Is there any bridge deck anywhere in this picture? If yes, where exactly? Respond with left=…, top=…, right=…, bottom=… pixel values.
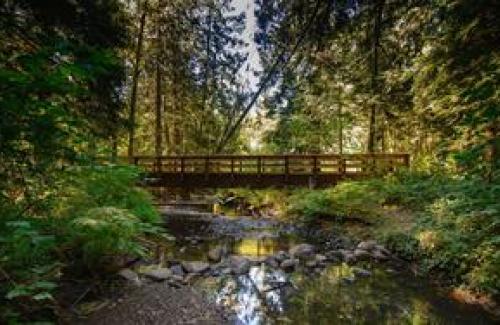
left=129, top=153, right=409, bottom=188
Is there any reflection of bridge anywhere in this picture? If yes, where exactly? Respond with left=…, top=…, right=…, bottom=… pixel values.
left=130, top=154, right=409, bottom=188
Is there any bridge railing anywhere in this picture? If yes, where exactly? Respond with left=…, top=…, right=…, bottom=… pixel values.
left=129, top=153, right=409, bottom=176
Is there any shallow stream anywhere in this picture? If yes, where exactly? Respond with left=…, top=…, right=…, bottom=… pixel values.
left=161, top=211, right=496, bottom=324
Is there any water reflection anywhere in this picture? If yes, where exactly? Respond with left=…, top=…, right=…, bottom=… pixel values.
left=212, top=265, right=287, bottom=325
left=283, top=264, right=495, bottom=324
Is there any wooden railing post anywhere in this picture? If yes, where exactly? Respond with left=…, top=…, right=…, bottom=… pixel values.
left=339, top=156, right=346, bottom=175
left=284, top=156, right=289, bottom=178
left=205, top=157, right=210, bottom=174
left=257, top=157, right=262, bottom=176
left=231, top=157, right=234, bottom=176
left=180, top=157, right=185, bottom=178
left=403, top=154, right=410, bottom=168
left=156, top=156, right=162, bottom=173
left=313, top=155, right=318, bottom=175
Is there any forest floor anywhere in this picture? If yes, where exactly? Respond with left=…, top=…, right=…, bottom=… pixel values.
left=77, top=283, right=231, bottom=325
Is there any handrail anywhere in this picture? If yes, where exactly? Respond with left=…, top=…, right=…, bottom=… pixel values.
left=119, top=153, right=409, bottom=177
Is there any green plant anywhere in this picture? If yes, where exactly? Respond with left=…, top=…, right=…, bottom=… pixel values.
left=71, top=207, right=157, bottom=264
left=0, top=165, right=162, bottom=323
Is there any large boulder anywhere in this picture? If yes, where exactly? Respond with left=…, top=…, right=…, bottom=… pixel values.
left=229, top=256, right=251, bottom=275
left=181, top=261, right=210, bottom=274
left=289, top=244, right=315, bottom=260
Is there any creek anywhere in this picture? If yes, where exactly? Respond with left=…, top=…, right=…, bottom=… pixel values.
left=160, top=209, right=496, bottom=325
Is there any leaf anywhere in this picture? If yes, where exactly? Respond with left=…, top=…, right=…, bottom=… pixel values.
left=34, top=281, right=57, bottom=290
left=32, top=292, right=54, bottom=301
left=6, top=286, right=30, bottom=299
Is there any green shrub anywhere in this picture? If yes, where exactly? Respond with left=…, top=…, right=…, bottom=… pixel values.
left=288, top=190, right=336, bottom=222
left=0, top=165, right=161, bottom=322
left=71, top=207, right=157, bottom=264
left=58, top=165, right=160, bottom=224
left=287, top=170, right=500, bottom=296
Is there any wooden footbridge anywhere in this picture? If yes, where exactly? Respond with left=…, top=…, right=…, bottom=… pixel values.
left=128, top=153, right=409, bottom=188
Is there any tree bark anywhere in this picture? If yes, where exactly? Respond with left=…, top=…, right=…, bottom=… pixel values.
left=338, top=103, right=343, bottom=155
left=127, top=2, right=147, bottom=159
left=155, top=21, right=163, bottom=157
left=367, top=0, right=384, bottom=153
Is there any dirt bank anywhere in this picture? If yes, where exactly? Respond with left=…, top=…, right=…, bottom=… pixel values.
left=78, top=283, right=231, bottom=325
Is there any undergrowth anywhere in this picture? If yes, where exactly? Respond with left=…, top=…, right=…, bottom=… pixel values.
left=288, top=170, right=500, bottom=298
left=0, top=165, right=161, bottom=323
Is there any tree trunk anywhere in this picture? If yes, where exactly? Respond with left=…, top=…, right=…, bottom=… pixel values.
left=155, top=24, right=163, bottom=157
left=338, top=103, right=343, bottom=155
left=127, top=2, right=147, bottom=159
left=111, top=134, right=118, bottom=163
left=367, top=0, right=384, bottom=153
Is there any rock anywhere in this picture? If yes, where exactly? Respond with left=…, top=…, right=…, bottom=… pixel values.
left=325, top=250, right=343, bottom=262
left=170, top=274, right=184, bottom=282
left=221, top=268, right=232, bottom=275
left=315, top=254, right=327, bottom=263
left=181, top=261, right=210, bottom=274
left=352, top=267, right=372, bottom=277
left=372, top=250, right=389, bottom=261
left=118, top=268, right=141, bottom=286
left=274, top=250, right=289, bottom=262
left=305, top=260, right=317, bottom=268
left=168, top=275, right=185, bottom=287
left=353, top=249, right=371, bottom=261
left=141, top=267, right=172, bottom=281
left=357, top=240, right=377, bottom=251
left=183, top=273, right=199, bottom=284
left=247, top=256, right=267, bottom=265
left=338, top=249, right=356, bottom=264
left=265, top=256, right=280, bottom=268
left=289, top=244, right=315, bottom=260
left=170, top=264, right=185, bottom=277
left=375, top=244, right=391, bottom=256
left=208, top=246, right=224, bottom=262
left=280, top=259, right=299, bottom=272
left=229, top=256, right=251, bottom=275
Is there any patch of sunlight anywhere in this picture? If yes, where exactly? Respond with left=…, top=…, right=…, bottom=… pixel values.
left=234, top=238, right=280, bottom=257
left=418, top=230, right=440, bottom=250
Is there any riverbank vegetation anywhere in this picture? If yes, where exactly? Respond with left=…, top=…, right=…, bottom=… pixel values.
left=288, top=168, right=500, bottom=298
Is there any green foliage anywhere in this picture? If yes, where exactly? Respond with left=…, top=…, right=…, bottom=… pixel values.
left=289, top=171, right=500, bottom=296
left=0, top=166, right=160, bottom=323
left=58, top=166, right=159, bottom=224
left=288, top=179, right=388, bottom=222
left=288, top=190, right=337, bottom=222
left=71, top=207, right=153, bottom=264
